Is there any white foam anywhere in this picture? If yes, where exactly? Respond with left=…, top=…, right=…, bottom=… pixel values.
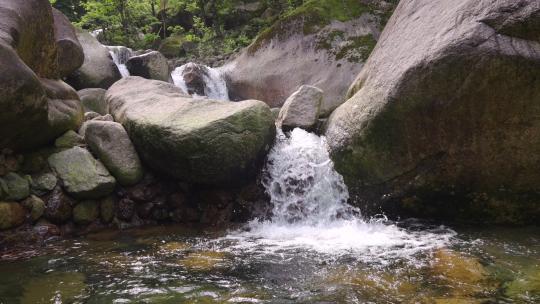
left=171, top=63, right=229, bottom=100
left=222, top=128, right=456, bottom=262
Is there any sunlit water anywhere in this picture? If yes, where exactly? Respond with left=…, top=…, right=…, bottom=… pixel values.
left=0, top=130, right=538, bottom=303
left=171, top=64, right=229, bottom=100
left=107, top=46, right=133, bottom=78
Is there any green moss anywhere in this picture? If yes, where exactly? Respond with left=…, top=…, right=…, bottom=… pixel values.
left=335, top=34, right=377, bottom=62
left=249, top=0, right=376, bottom=54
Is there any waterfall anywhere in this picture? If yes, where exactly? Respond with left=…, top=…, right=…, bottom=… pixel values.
left=224, top=128, right=456, bottom=258
left=171, top=63, right=229, bottom=100
left=107, top=46, right=133, bottom=78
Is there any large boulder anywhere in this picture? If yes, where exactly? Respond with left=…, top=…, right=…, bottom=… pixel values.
left=0, top=0, right=84, bottom=151
left=52, top=8, right=84, bottom=77
left=325, top=0, right=540, bottom=223
left=48, top=147, right=116, bottom=199
left=66, top=30, right=122, bottom=90
left=84, top=121, right=143, bottom=186
left=107, top=77, right=275, bottom=185
left=78, top=88, right=108, bottom=115
left=0, top=173, right=30, bottom=201
left=223, top=0, right=396, bottom=116
left=126, top=51, right=169, bottom=82
left=0, top=202, right=26, bottom=230
left=277, top=85, right=323, bottom=131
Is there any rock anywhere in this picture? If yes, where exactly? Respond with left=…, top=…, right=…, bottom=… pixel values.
left=66, top=30, right=122, bottom=90
left=73, top=200, right=99, bottom=225
left=33, top=219, right=61, bottom=239
left=44, top=186, right=74, bottom=224
left=0, top=202, right=26, bottom=230
left=30, top=172, right=57, bottom=196
left=0, top=1, right=84, bottom=151
left=54, top=130, right=85, bottom=148
left=178, top=62, right=207, bottom=95
left=78, top=88, right=108, bottom=115
left=117, top=198, right=135, bottom=221
left=325, top=0, right=540, bottom=223
left=505, top=267, right=540, bottom=301
left=126, top=51, right=169, bottom=82
left=270, top=108, right=281, bottom=120
left=80, top=114, right=114, bottom=137
left=84, top=121, right=143, bottom=186
left=224, top=1, right=395, bottom=115
left=107, top=77, right=275, bottom=185
left=48, top=147, right=116, bottom=199
left=100, top=196, right=115, bottom=223
left=0, top=173, right=30, bottom=201
left=84, top=111, right=101, bottom=121
left=93, top=114, right=114, bottom=122
left=52, top=8, right=84, bottom=77
left=277, top=85, right=323, bottom=130
left=21, top=195, right=45, bottom=221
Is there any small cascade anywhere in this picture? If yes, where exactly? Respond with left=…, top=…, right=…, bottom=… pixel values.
left=225, top=128, right=456, bottom=258
left=107, top=46, right=133, bottom=78
left=171, top=62, right=229, bottom=100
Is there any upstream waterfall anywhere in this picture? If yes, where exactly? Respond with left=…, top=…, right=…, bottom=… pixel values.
left=171, top=63, right=229, bottom=100
left=107, top=46, right=133, bottom=78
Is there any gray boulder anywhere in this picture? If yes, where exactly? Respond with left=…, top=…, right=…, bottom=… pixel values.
left=78, top=88, right=108, bottom=115
left=73, top=200, right=99, bottom=225
left=30, top=173, right=57, bottom=196
left=66, top=30, right=122, bottom=90
left=325, top=0, right=540, bottom=223
left=52, top=8, right=84, bottom=77
left=54, top=130, right=84, bottom=148
left=48, top=147, right=116, bottom=199
left=277, top=85, right=323, bottom=130
left=0, top=1, right=84, bottom=151
left=107, top=77, right=275, bottom=185
left=85, top=121, right=143, bottom=186
left=126, top=51, right=169, bottom=82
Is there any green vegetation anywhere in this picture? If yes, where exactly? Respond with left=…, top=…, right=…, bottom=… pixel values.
left=50, top=0, right=309, bottom=57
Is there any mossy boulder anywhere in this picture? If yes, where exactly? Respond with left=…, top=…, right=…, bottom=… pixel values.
left=73, top=200, right=99, bottom=225
left=54, top=130, right=84, bottom=148
left=30, top=172, right=57, bottom=196
left=0, top=173, right=30, bottom=201
left=325, top=0, right=540, bottom=223
left=0, top=202, right=26, bottom=230
left=84, top=121, right=143, bottom=186
left=99, top=196, right=116, bottom=223
left=48, top=147, right=116, bottom=199
left=107, top=77, right=275, bottom=185
left=21, top=195, right=46, bottom=222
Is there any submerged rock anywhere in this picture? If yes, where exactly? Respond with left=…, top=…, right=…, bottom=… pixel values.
left=21, top=272, right=86, bottom=304
left=0, top=202, right=26, bottom=230
left=277, top=85, right=323, bottom=131
left=78, top=88, right=108, bottom=115
left=180, top=251, right=228, bottom=271
left=325, top=0, right=540, bottom=223
left=126, top=51, right=169, bottom=82
left=107, top=77, right=275, bottom=185
left=48, top=147, right=116, bottom=199
left=66, top=30, right=121, bottom=90
left=85, top=121, right=143, bottom=186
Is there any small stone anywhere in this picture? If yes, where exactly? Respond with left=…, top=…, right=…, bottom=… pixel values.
left=0, top=202, right=26, bottom=230
left=84, top=111, right=101, bottom=121
left=78, top=88, right=108, bottom=115
left=30, top=172, right=57, bottom=196
left=48, top=147, right=116, bottom=200
left=277, top=85, right=323, bottom=131
left=99, top=196, right=115, bottom=223
left=21, top=195, right=45, bottom=221
left=0, top=172, right=30, bottom=201
left=54, top=130, right=85, bottom=148
left=73, top=200, right=99, bottom=225
left=44, top=186, right=74, bottom=224
left=117, top=198, right=135, bottom=221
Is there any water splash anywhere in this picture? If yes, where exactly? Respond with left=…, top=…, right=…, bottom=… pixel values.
left=107, top=46, right=133, bottom=78
left=171, top=63, right=229, bottom=100
left=224, top=128, right=456, bottom=261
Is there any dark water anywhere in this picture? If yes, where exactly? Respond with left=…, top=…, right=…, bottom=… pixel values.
left=0, top=223, right=538, bottom=304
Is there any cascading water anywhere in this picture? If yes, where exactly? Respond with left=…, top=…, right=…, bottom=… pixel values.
left=225, top=128, right=456, bottom=261
left=107, top=46, right=133, bottom=78
left=171, top=63, right=229, bottom=100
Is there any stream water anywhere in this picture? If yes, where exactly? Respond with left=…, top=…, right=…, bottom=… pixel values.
left=108, top=46, right=133, bottom=78
left=0, top=129, right=538, bottom=303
